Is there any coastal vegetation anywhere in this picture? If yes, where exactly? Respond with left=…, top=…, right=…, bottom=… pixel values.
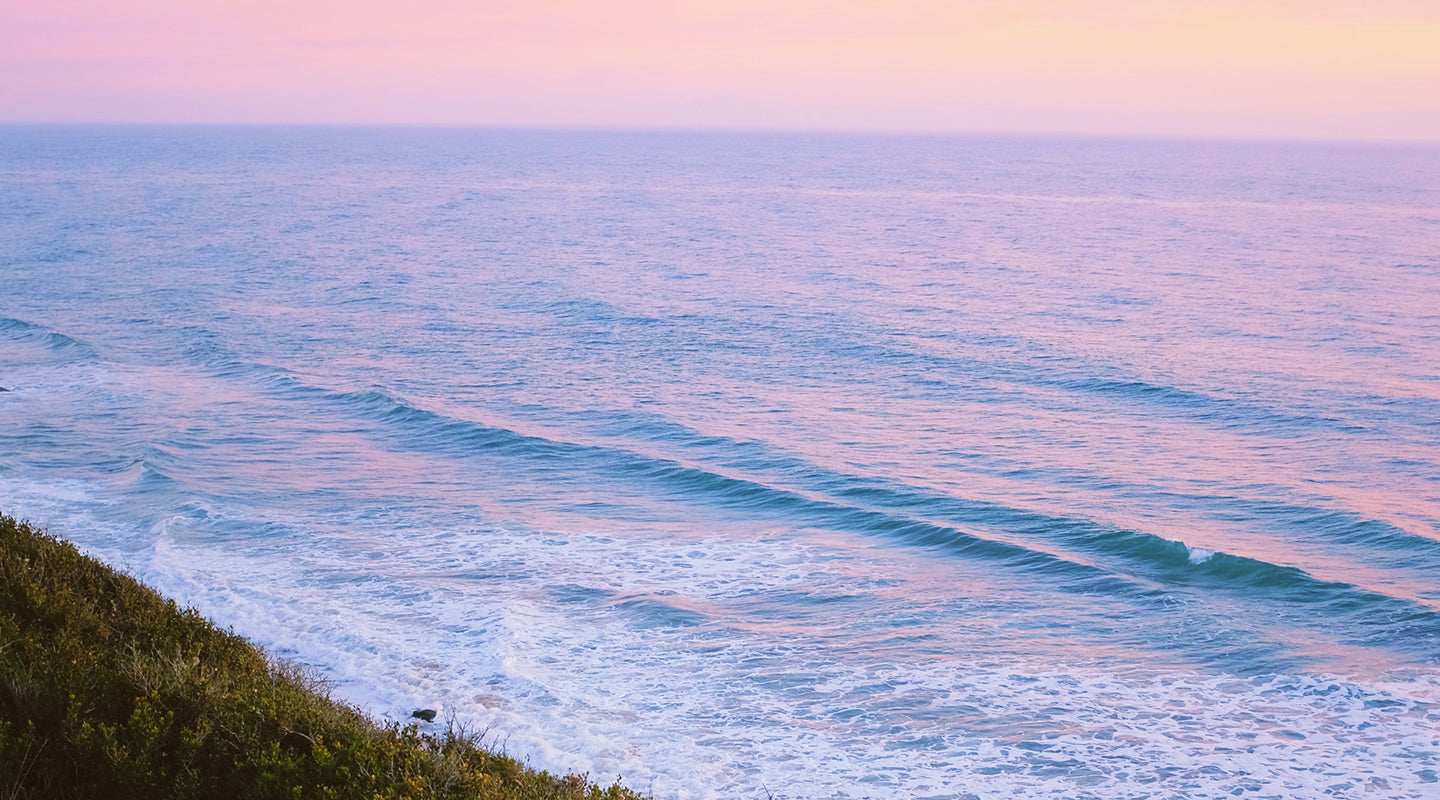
left=0, top=514, right=641, bottom=800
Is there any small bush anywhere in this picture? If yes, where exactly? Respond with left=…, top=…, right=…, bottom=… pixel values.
left=0, top=514, right=642, bottom=800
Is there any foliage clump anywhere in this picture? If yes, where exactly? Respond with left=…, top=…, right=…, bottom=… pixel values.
left=0, top=514, right=640, bottom=800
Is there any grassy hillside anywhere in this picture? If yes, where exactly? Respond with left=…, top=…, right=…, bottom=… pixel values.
left=0, top=514, right=643, bottom=800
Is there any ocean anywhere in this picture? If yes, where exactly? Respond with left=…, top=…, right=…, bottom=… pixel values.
left=2, top=127, right=1438, bottom=798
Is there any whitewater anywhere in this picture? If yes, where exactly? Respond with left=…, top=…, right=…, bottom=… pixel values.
left=2, top=128, right=1439, bottom=798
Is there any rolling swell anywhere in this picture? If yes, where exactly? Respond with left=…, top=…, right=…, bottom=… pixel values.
left=169, top=323, right=1440, bottom=578
left=25, top=319, right=1408, bottom=668
left=317, top=386, right=1440, bottom=658
left=332, top=388, right=1154, bottom=596
left=540, top=402, right=1440, bottom=577
left=0, top=315, right=99, bottom=361
left=155, top=322, right=1440, bottom=662
left=470, top=393, right=1440, bottom=602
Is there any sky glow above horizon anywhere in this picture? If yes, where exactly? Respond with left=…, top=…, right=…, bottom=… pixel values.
left=3, top=1, right=1439, bottom=141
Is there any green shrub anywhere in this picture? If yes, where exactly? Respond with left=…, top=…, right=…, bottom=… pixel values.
left=0, top=514, right=642, bottom=800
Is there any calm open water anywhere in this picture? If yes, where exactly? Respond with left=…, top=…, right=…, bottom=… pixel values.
left=3, top=128, right=1440, bottom=798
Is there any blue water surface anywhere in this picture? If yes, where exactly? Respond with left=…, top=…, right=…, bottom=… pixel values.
left=3, top=127, right=1440, bottom=799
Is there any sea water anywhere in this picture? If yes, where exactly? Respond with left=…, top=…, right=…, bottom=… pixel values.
left=2, top=127, right=1439, bottom=799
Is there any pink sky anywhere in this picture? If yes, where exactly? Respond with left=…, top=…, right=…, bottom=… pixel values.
left=3, top=0, right=1438, bottom=140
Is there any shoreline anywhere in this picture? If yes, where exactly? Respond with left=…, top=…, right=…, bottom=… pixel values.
left=0, top=513, right=644, bottom=800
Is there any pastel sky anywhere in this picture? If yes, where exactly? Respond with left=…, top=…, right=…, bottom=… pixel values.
left=4, top=0, right=1439, bottom=140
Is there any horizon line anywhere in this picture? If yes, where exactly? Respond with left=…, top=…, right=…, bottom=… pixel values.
left=2, top=120, right=1437, bottom=148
